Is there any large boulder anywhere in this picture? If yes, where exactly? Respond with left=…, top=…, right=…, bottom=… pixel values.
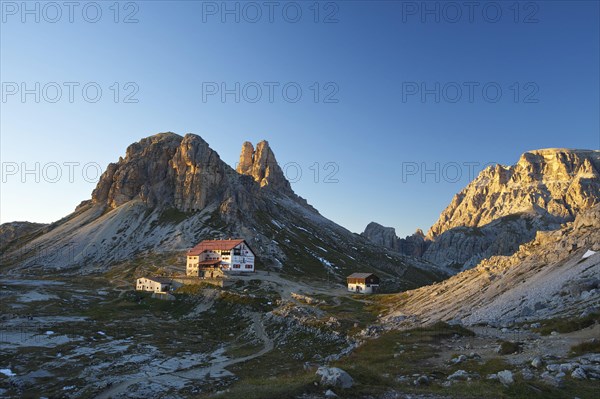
left=316, top=367, right=353, bottom=389
left=497, top=370, right=514, bottom=386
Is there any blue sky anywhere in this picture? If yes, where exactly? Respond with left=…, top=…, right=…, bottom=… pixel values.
left=1, top=0, right=599, bottom=237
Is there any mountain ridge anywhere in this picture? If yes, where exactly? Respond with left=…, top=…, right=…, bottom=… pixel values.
left=0, top=132, right=446, bottom=291
left=362, top=148, right=600, bottom=271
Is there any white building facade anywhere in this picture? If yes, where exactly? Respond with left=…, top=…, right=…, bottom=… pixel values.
left=136, top=277, right=172, bottom=293
left=347, top=273, right=380, bottom=294
left=187, top=239, right=256, bottom=276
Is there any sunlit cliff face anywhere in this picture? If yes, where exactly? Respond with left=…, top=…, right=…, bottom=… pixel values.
left=428, top=149, right=600, bottom=238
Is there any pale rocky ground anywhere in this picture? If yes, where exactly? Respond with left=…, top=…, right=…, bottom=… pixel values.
left=1, top=259, right=598, bottom=398
left=383, top=205, right=600, bottom=326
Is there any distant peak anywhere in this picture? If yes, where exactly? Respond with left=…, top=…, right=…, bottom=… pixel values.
left=428, top=147, right=600, bottom=237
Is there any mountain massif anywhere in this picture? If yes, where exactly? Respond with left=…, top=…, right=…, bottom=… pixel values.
left=0, top=133, right=443, bottom=289
left=383, top=203, right=600, bottom=326
left=363, top=148, right=600, bottom=271
left=2, top=139, right=598, bottom=297
left=2, top=136, right=599, bottom=398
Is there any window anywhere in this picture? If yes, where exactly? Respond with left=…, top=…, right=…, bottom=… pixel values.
left=245, top=264, right=252, bottom=269
left=233, top=264, right=240, bottom=269
left=233, top=248, right=241, bottom=255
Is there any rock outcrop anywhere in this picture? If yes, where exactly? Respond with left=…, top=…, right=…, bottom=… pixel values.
left=420, top=212, right=561, bottom=269
left=316, top=367, right=354, bottom=388
left=364, top=149, right=600, bottom=271
left=92, top=133, right=235, bottom=211
left=361, top=223, right=428, bottom=257
left=362, top=222, right=399, bottom=250
left=428, top=149, right=600, bottom=238
left=383, top=204, right=600, bottom=326
left=236, top=140, right=293, bottom=195
left=0, top=221, right=47, bottom=252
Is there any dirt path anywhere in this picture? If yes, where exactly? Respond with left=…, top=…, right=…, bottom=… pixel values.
left=95, top=312, right=273, bottom=398
left=236, top=270, right=348, bottom=300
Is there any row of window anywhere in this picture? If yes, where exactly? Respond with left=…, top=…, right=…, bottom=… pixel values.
left=232, top=264, right=253, bottom=269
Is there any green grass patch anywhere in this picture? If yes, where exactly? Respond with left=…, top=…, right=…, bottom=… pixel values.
left=209, top=372, right=318, bottom=399
left=176, top=283, right=219, bottom=295
left=570, top=339, right=600, bottom=356
left=334, top=322, right=475, bottom=383
left=219, top=291, right=276, bottom=312
left=318, top=296, right=380, bottom=334
left=458, top=357, right=511, bottom=375
left=81, top=290, right=196, bottom=320
left=532, top=313, right=600, bottom=336
left=497, top=340, right=522, bottom=355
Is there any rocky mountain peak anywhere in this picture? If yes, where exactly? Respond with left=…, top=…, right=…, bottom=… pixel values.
left=427, top=148, right=600, bottom=238
left=91, top=132, right=232, bottom=211
left=236, top=140, right=293, bottom=195
left=361, top=222, right=428, bottom=257
left=362, top=222, right=399, bottom=250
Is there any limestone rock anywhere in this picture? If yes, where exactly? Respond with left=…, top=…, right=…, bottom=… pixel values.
left=447, top=370, right=470, bottom=381
left=91, top=134, right=304, bottom=214
left=3, top=131, right=451, bottom=298
left=0, top=221, right=47, bottom=252
left=520, top=368, right=534, bottom=381
left=92, top=133, right=185, bottom=209
left=380, top=204, right=600, bottom=327
left=316, top=367, right=353, bottom=388
left=413, top=375, right=429, bottom=386
left=531, top=357, right=544, bottom=369
left=571, top=367, right=587, bottom=380
left=497, top=370, right=514, bottom=386
left=366, top=149, right=600, bottom=273
left=421, top=213, right=556, bottom=269
left=428, top=149, right=600, bottom=238
left=361, top=223, right=428, bottom=257
left=236, top=140, right=293, bottom=195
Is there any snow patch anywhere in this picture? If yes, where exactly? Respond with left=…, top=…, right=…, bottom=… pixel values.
left=293, top=224, right=310, bottom=233
left=316, top=256, right=339, bottom=270
left=271, top=219, right=283, bottom=229
left=0, top=369, right=15, bottom=377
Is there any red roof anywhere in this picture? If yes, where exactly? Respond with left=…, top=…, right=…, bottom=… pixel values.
left=197, top=259, right=221, bottom=266
left=187, top=239, right=245, bottom=256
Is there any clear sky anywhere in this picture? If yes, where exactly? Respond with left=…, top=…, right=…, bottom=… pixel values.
left=1, top=0, right=599, bottom=237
